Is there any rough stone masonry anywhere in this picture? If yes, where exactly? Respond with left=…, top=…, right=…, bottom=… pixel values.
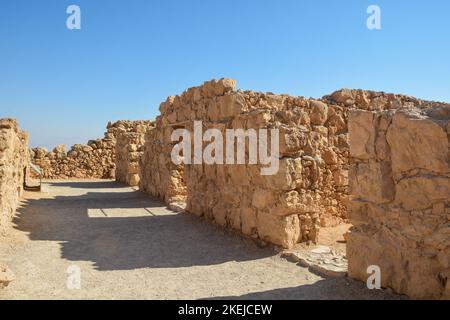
left=139, top=80, right=349, bottom=247
left=31, top=120, right=151, bottom=180
left=139, top=79, right=450, bottom=254
left=0, top=118, right=29, bottom=288
left=115, top=121, right=154, bottom=186
left=0, top=118, right=29, bottom=235
left=141, top=80, right=331, bottom=247
left=347, top=104, right=450, bottom=300
left=138, top=80, right=449, bottom=300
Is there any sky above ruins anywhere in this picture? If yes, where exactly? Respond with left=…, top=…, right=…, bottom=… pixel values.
left=1, top=0, right=449, bottom=149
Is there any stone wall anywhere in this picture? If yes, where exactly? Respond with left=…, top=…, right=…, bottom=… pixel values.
left=140, top=79, right=354, bottom=248
left=140, top=118, right=188, bottom=206
left=140, top=78, right=450, bottom=253
left=31, top=120, right=150, bottom=179
left=347, top=105, right=450, bottom=299
left=115, top=122, right=154, bottom=186
left=0, top=119, right=29, bottom=235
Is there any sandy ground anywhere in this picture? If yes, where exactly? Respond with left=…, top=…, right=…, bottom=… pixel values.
left=0, top=180, right=402, bottom=300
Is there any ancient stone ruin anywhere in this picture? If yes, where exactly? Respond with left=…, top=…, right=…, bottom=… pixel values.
left=347, top=105, right=450, bottom=299
left=30, top=120, right=151, bottom=180
left=1, top=78, right=449, bottom=299
left=138, top=79, right=449, bottom=299
left=115, top=121, right=154, bottom=186
left=0, top=119, right=29, bottom=235
left=138, top=80, right=448, bottom=248
left=0, top=118, right=30, bottom=288
left=140, top=79, right=352, bottom=248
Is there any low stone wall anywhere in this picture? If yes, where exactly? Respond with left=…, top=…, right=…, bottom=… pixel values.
left=140, top=79, right=353, bottom=248
left=140, top=78, right=450, bottom=253
left=140, top=118, right=187, bottom=205
left=0, top=119, right=29, bottom=235
left=115, top=122, right=154, bottom=186
left=347, top=105, right=450, bottom=299
left=31, top=120, right=151, bottom=179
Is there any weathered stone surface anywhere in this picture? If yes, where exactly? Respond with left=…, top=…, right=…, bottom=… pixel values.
left=387, top=110, right=449, bottom=174
left=31, top=120, right=152, bottom=180
left=349, top=160, right=395, bottom=203
left=139, top=79, right=450, bottom=251
left=395, top=176, right=450, bottom=211
left=348, top=105, right=450, bottom=300
left=0, top=118, right=29, bottom=235
left=139, top=79, right=354, bottom=248
left=330, top=89, right=355, bottom=106
left=310, top=100, right=328, bottom=125
left=282, top=246, right=348, bottom=278
left=256, top=212, right=300, bottom=248
left=115, top=123, right=154, bottom=186
left=348, top=110, right=376, bottom=160
left=0, top=119, right=27, bottom=291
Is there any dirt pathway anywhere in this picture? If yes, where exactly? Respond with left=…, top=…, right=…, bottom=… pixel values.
left=0, top=180, right=400, bottom=300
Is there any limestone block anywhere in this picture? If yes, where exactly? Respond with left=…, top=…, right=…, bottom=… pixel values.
left=252, top=189, right=275, bottom=210
left=0, top=118, right=29, bottom=234
left=310, top=100, right=328, bottom=125
left=258, top=158, right=303, bottom=191
left=279, top=127, right=308, bottom=156
left=395, top=176, right=450, bottom=211
left=241, top=207, right=257, bottom=236
left=257, top=212, right=301, bottom=248
left=330, top=89, right=355, bottom=106
left=349, top=160, right=395, bottom=203
left=322, top=149, right=338, bottom=165
left=387, top=111, right=449, bottom=174
left=348, top=110, right=376, bottom=160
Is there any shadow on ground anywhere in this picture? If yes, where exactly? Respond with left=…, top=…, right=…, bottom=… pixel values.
left=46, top=180, right=120, bottom=189
left=204, top=278, right=407, bottom=300
left=13, top=181, right=273, bottom=271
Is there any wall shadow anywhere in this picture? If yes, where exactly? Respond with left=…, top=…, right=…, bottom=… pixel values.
left=45, top=181, right=120, bottom=189
left=204, top=278, right=407, bottom=300
left=13, top=181, right=273, bottom=271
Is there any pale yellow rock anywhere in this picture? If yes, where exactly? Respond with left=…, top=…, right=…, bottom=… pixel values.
left=348, top=105, right=450, bottom=300
left=252, top=189, right=274, bottom=210
left=241, top=207, right=257, bottom=236
left=257, top=212, right=301, bottom=248
left=348, top=110, right=376, bottom=160
left=0, top=118, right=29, bottom=234
left=331, top=88, right=355, bottom=105
left=349, top=160, right=395, bottom=203
left=32, top=120, right=153, bottom=181
left=323, top=149, right=338, bottom=165
left=395, top=176, right=450, bottom=211
left=387, top=111, right=448, bottom=174
left=310, top=100, right=328, bottom=125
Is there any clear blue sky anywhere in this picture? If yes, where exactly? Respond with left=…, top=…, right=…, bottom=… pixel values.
left=1, top=0, right=449, bottom=149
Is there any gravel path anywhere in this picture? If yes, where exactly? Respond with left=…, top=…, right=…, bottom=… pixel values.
left=0, top=180, right=401, bottom=300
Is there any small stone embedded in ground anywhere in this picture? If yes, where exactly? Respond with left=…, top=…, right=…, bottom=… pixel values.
left=281, top=246, right=348, bottom=278
left=281, top=251, right=302, bottom=263
left=168, top=202, right=187, bottom=213
left=310, top=245, right=332, bottom=254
